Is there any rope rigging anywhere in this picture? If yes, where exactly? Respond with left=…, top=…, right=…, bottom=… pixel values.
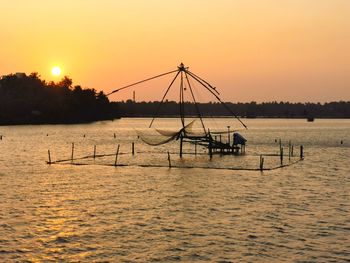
left=107, top=63, right=247, bottom=130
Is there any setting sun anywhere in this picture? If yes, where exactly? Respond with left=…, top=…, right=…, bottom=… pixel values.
left=51, top=66, right=61, bottom=76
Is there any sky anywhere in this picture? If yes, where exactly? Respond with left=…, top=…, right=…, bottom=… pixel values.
left=0, top=0, right=349, bottom=103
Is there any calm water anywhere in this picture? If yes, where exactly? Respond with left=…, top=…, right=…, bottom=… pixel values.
left=0, top=118, right=349, bottom=262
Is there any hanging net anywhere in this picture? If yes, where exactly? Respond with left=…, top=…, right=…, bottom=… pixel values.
left=136, top=120, right=207, bottom=146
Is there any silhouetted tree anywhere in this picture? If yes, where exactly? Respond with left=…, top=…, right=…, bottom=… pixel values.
left=0, top=73, right=119, bottom=124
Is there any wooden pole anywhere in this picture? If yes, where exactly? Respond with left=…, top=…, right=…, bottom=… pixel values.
left=260, top=155, right=264, bottom=171
left=71, top=143, right=74, bottom=163
left=48, top=150, right=51, bottom=164
left=93, top=145, right=96, bottom=159
left=288, top=140, right=291, bottom=161
left=179, top=135, right=183, bottom=158
left=167, top=151, right=171, bottom=168
left=114, top=144, right=120, bottom=166
left=194, top=140, right=197, bottom=155
left=227, top=126, right=230, bottom=145
left=132, top=142, right=135, bottom=155
left=279, top=139, right=282, bottom=154
left=291, top=145, right=294, bottom=157
left=300, top=145, right=304, bottom=159
left=280, top=147, right=283, bottom=165
left=209, top=139, right=213, bottom=159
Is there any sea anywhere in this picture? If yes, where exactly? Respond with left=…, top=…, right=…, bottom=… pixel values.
left=0, top=118, right=349, bottom=262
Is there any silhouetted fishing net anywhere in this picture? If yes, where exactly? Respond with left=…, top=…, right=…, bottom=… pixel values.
left=136, top=120, right=207, bottom=146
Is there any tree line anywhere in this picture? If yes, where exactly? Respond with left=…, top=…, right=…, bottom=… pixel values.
left=0, top=73, right=119, bottom=125
left=114, top=100, right=350, bottom=118
left=0, top=73, right=349, bottom=125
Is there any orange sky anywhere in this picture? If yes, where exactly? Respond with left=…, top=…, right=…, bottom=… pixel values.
left=1, top=0, right=349, bottom=102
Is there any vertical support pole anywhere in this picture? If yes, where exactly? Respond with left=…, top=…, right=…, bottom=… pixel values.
left=48, top=150, right=51, bottom=165
left=93, top=145, right=96, bottom=159
left=71, top=143, right=74, bottom=163
left=167, top=151, right=171, bottom=168
left=279, top=139, right=282, bottom=154
left=114, top=133, right=116, bottom=139
left=209, top=139, right=213, bottom=159
left=227, top=126, right=230, bottom=145
left=132, top=142, right=135, bottom=155
left=280, top=147, right=283, bottom=165
left=260, top=155, right=264, bottom=171
left=288, top=140, right=291, bottom=161
left=114, top=144, right=120, bottom=166
left=194, top=140, right=197, bottom=155
left=219, top=134, right=223, bottom=154
left=300, top=145, right=304, bottom=159
left=291, top=145, right=294, bottom=157
left=179, top=135, right=183, bottom=158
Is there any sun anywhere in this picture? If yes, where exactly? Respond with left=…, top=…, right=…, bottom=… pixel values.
left=51, top=66, right=61, bottom=76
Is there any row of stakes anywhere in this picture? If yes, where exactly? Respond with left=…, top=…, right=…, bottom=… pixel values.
left=47, top=141, right=174, bottom=168
left=47, top=139, right=303, bottom=170
left=259, top=139, right=304, bottom=171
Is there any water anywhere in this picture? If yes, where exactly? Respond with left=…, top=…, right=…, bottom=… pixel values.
left=0, top=118, right=349, bottom=262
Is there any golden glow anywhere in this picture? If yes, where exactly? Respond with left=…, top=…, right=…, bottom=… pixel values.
left=0, top=1, right=349, bottom=102
left=51, top=66, right=61, bottom=77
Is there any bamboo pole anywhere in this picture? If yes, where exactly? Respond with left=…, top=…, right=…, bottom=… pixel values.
left=209, top=139, right=213, bottom=159
left=280, top=147, right=283, bottom=165
left=260, top=155, right=264, bottom=171
left=71, top=143, right=74, bottom=163
left=300, top=145, right=304, bottom=159
left=167, top=151, right=171, bottom=168
left=179, top=136, right=183, bottom=158
left=114, top=144, right=120, bottom=166
left=288, top=140, right=291, bottom=161
left=279, top=139, right=282, bottom=154
left=48, top=150, right=51, bottom=165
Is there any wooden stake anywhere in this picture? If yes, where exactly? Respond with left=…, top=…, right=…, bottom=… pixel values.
left=93, top=145, right=96, bottom=159
left=179, top=135, right=183, bottom=158
left=71, top=143, right=74, bottom=163
left=260, top=155, right=264, bottom=171
left=300, top=145, right=304, bottom=159
left=209, top=139, right=213, bottom=159
left=279, top=139, right=282, bottom=154
left=194, top=140, right=197, bottom=155
left=280, top=147, right=283, bottom=165
left=48, top=150, right=51, bottom=164
left=167, top=151, right=171, bottom=168
left=132, top=142, right=135, bottom=155
left=114, top=144, right=120, bottom=166
left=288, top=141, right=291, bottom=161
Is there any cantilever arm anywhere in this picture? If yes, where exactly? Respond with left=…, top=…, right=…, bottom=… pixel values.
left=187, top=70, right=220, bottom=96
left=186, top=70, right=247, bottom=129
left=106, top=69, right=179, bottom=96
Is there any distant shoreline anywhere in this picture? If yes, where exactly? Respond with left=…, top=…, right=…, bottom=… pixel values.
left=1, top=116, right=349, bottom=127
